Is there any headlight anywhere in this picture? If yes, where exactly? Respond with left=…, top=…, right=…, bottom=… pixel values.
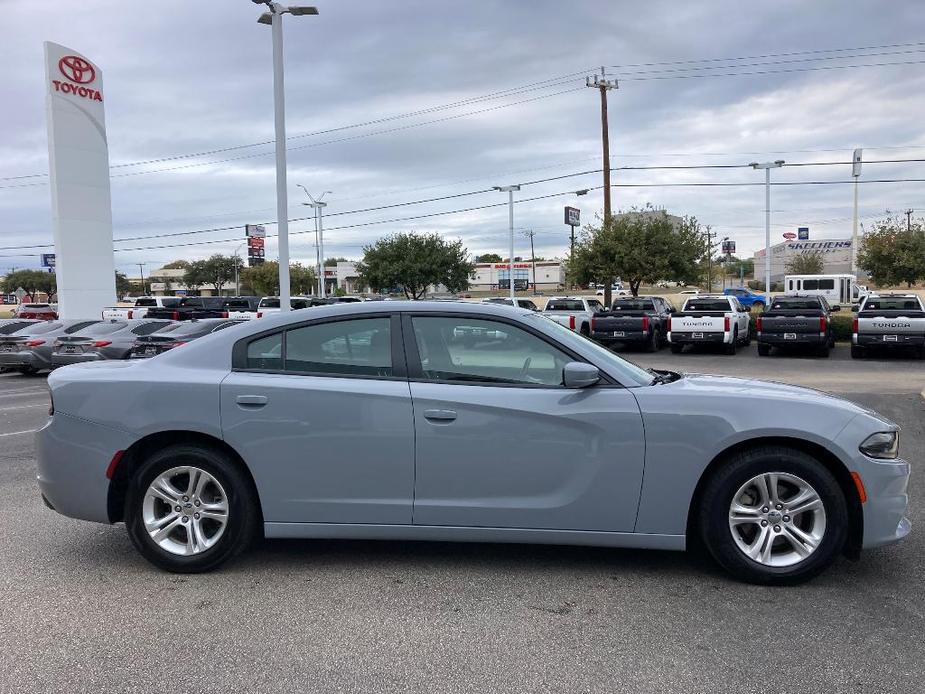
left=859, top=431, right=899, bottom=459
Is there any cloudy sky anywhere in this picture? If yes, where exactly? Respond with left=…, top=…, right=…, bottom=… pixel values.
left=2, top=0, right=924, bottom=277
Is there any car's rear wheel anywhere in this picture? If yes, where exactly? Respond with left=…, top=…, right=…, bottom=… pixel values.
left=125, top=444, right=259, bottom=573
left=697, top=446, right=848, bottom=585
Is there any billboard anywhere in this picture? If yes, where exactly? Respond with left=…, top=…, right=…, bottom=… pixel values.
left=247, top=236, right=266, bottom=267
left=44, top=42, right=116, bottom=319
left=41, top=253, right=56, bottom=269
left=564, top=206, right=580, bottom=226
left=245, top=224, right=266, bottom=238
left=721, top=240, right=735, bottom=254
left=798, top=227, right=809, bottom=240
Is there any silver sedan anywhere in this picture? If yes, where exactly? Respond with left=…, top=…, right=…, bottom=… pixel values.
left=36, top=301, right=910, bottom=584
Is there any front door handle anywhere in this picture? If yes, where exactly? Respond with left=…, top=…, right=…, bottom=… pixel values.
left=423, top=408, right=457, bottom=422
left=236, top=395, right=268, bottom=408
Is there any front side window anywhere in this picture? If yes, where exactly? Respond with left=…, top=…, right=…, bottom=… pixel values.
left=285, top=318, right=392, bottom=376
left=411, top=316, right=571, bottom=386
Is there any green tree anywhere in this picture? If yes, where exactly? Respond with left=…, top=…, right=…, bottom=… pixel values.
left=240, top=261, right=316, bottom=297
left=859, top=214, right=925, bottom=287
left=1, top=269, right=48, bottom=301
left=476, top=253, right=503, bottom=263
left=568, top=207, right=704, bottom=299
left=161, top=259, right=191, bottom=270
left=115, top=271, right=132, bottom=299
left=785, top=251, right=825, bottom=275
left=191, top=254, right=241, bottom=295
left=357, top=231, right=474, bottom=299
left=324, top=257, right=349, bottom=267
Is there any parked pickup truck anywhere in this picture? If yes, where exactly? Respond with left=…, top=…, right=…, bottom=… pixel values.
left=102, top=296, right=179, bottom=321
left=589, top=296, right=674, bottom=351
left=145, top=296, right=255, bottom=321
left=542, top=296, right=606, bottom=335
left=723, top=287, right=767, bottom=311
left=668, top=295, right=750, bottom=354
left=852, top=294, right=925, bottom=359
left=756, top=295, right=835, bottom=357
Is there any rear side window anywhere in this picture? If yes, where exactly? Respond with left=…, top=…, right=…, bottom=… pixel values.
left=286, top=318, right=392, bottom=376
left=246, top=333, right=283, bottom=371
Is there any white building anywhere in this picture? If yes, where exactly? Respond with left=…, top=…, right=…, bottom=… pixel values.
left=753, top=239, right=853, bottom=283
left=468, top=261, right=565, bottom=292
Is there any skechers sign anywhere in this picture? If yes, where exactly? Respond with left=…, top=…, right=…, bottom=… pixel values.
left=51, top=55, right=103, bottom=102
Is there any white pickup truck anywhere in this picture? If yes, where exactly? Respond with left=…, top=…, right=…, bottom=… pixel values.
left=852, top=294, right=925, bottom=359
left=542, top=296, right=606, bottom=335
left=101, top=296, right=179, bottom=321
left=668, top=295, right=751, bottom=355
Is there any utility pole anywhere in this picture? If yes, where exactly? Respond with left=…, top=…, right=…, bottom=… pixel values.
left=523, top=229, right=537, bottom=295
left=137, top=263, right=147, bottom=296
left=586, top=67, right=617, bottom=306
left=906, top=208, right=914, bottom=232
left=703, top=228, right=714, bottom=292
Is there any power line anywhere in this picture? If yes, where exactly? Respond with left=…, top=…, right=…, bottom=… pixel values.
left=620, top=57, right=925, bottom=82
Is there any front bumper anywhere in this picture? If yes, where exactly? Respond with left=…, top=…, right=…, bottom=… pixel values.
left=51, top=352, right=104, bottom=367
left=758, top=332, right=826, bottom=346
left=858, top=455, right=911, bottom=549
left=854, top=333, right=925, bottom=348
left=35, top=412, right=135, bottom=524
left=668, top=331, right=729, bottom=344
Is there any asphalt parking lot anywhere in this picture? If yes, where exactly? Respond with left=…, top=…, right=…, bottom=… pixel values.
left=1, top=352, right=923, bottom=694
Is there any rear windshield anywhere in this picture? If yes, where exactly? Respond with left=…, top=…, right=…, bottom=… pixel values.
left=863, top=298, right=922, bottom=311
left=771, top=299, right=822, bottom=310
left=0, top=321, right=35, bottom=335
left=612, top=300, right=655, bottom=311
left=684, top=299, right=730, bottom=311
left=545, top=300, right=585, bottom=311
left=22, top=304, right=51, bottom=309
left=222, top=299, right=254, bottom=310
left=153, top=320, right=232, bottom=336
left=134, top=298, right=157, bottom=307
left=176, top=298, right=204, bottom=307
left=74, top=322, right=129, bottom=336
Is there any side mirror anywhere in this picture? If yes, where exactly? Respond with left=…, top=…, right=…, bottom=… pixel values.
left=851, top=305, right=860, bottom=313
left=563, top=362, right=600, bottom=388
left=830, top=305, right=841, bottom=312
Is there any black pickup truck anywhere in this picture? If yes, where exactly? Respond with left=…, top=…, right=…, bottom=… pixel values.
left=756, top=295, right=836, bottom=357
left=589, top=296, right=674, bottom=351
left=146, top=296, right=259, bottom=321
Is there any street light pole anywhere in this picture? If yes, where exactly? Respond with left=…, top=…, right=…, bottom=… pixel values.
left=254, top=1, right=319, bottom=311
left=233, top=241, right=246, bottom=295
left=750, top=160, right=785, bottom=295
left=494, top=185, right=521, bottom=304
left=298, top=186, right=331, bottom=297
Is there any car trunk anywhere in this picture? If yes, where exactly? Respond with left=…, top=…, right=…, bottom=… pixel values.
left=54, top=335, right=107, bottom=355
left=131, top=334, right=185, bottom=357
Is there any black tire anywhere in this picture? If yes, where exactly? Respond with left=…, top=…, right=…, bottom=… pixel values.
left=647, top=328, right=660, bottom=352
left=757, top=343, right=771, bottom=357
left=817, top=344, right=830, bottom=358
left=18, top=366, right=40, bottom=376
left=670, top=343, right=683, bottom=354
left=697, top=446, right=848, bottom=585
left=579, top=323, right=591, bottom=338
left=724, top=329, right=737, bottom=355
left=850, top=345, right=864, bottom=359
left=125, top=444, right=259, bottom=573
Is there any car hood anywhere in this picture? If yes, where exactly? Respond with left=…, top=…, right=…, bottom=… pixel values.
left=666, top=373, right=893, bottom=424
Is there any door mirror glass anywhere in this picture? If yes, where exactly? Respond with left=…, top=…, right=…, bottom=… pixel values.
left=851, top=305, right=860, bottom=313
left=830, top=305, right=841, bottom=312
left=563, top=362, right=600, bottom=388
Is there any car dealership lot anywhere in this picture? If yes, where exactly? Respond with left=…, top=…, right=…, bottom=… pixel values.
left=0, top=359, right=923, bottom=693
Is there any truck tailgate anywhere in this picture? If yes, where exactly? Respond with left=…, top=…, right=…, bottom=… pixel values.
left=670, top=313, right=726, bottom=332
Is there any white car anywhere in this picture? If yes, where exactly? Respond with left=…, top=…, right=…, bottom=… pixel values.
left=255, top=296, right=322, bottom=318
left=542, top=296, right=606, bottom=335
left=102, top=296, right=180, bottom=321
left=678, top=289, right=702, bottom=296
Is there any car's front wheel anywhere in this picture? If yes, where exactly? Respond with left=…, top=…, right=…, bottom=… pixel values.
left=697, top=446, right=848, bottom=585
left=125, top=444, right=259, bottom=573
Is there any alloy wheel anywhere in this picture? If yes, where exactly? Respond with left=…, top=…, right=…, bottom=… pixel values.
left=727, top=472, right=827, bottom=567
left=142, top=466, right=229, bottom=556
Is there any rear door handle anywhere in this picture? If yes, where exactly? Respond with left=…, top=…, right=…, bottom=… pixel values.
left=236, top=395, right=268, bottom=408
left=423, top=409, right=457, bottom=422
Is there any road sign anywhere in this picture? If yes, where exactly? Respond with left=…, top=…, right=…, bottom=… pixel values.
left=721, top=240, right=735, bottom=254
left=783, top=232, right=797, bottom=240
left=245, top=224, right=266, bottom=238
left=797, top=227, right=809, bottom=240
left=41, top=253, right=56, bottom=268
left=564, top=206, right=580, bottom=226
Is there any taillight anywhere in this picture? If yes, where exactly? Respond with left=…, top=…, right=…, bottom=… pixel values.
left=590, top=317, right=596, bottom=331
left=641, top=316, right=650, bottom=332
left=221, top=311, right=229, bottom=318
left=852, top=317, right=858, bottom=334
left=756, top=316, right=763, bottom=331
left=724, top=316, right=730, bottom=332
left=256, top=311, right=263, bottom=318
left=171, top=311, right=180, bottom=320
left=25, top=339, right=45, bottom=347
left=127, top=310, right=133, bottom=319
left=93, top=340, right=112, bottom=348
left=819, top=316, right=827, bottom=332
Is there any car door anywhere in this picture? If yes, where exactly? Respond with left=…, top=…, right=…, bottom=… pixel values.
left=220, top=314, right=415, bottom=525
left=404, top=313, right=646, bottom=532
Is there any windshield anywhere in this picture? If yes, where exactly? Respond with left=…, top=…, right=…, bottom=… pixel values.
left=684, top=299, right=730, bottom=311
left=527, top=314, right=654, bottom=387
left=545, top=300, right=584, bottom=311
left=612, top=300, right=655, bottom=311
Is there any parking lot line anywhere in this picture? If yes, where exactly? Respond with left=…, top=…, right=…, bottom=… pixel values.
left=0, top=428, right=37, bottom=438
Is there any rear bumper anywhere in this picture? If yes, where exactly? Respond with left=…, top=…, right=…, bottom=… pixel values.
left=758, top=332, right=826, bottom=346
left=668, top=331, right=729, bottom=344
left=0, top=351, right=43, bottom=368
left=35, top=412, right=135, bottom=524
left=51, top=352, right=104, bottom=366
left=854, top=333, right=925, bottom=347
left=591, top=330, right=648, bottom=344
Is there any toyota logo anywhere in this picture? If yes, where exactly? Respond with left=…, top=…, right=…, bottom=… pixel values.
left=58, top=55, right=95, bottom=84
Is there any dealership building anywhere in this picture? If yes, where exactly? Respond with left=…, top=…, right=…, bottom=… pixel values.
left=752, top=239, right=853, bottom=283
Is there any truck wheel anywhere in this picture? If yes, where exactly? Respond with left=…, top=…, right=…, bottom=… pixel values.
left=647, top=328, right=660, bottom=352
left=697, top=445, right=848, bottom=585
left=579, top=323, right=590, bottom=338
left=757, top=344, right=770, bottom=357
left=725, top=329, right=738, bottom=355
left=850, top=345, right=864, bottom=359
left=670, top=343, right=683, bottom=354
left=817, top=345, right=830, bottom=358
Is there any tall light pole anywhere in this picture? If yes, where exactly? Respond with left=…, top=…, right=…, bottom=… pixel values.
left=494, top=185, right=521, bottom=304
left=851, top=148, right=862, bottom=275
left=137, top=263, right=147, bottom=296
left=298, top=186, right=332, bottom=297
left=750, top=160, right=785, bottom=295
left=254, top=1, right=318, bottom=311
